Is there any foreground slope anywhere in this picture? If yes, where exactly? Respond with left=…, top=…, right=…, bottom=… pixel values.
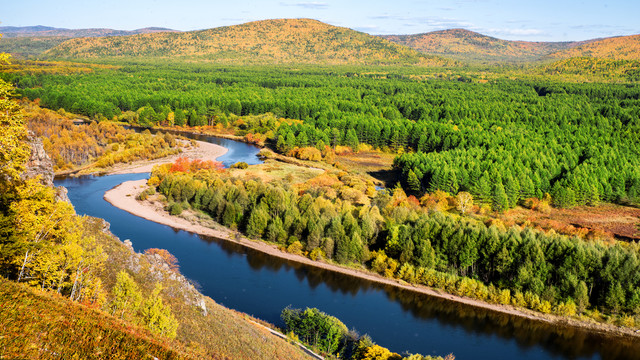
left=382, top=29, right=589, bottom=63
left=43, top=18, right=452, bottom=65
left=0, top=278, right=199, bottom=359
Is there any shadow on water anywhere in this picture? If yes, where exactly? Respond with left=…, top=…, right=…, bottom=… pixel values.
left=202, top=233, right=640, bottom=360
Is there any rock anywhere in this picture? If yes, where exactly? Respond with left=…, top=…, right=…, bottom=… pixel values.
left=23, top=133, right=54, bottom=187
left=196, top=297, right=208, bottom=316
left=22, top=132, right=70, bottom=203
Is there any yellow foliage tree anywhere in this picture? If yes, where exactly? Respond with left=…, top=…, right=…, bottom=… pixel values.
left=141, top=283, right=179, bottom=339
left=358, top=345, right=402, bottom=360
left=0, top=58, right=29, bottom=185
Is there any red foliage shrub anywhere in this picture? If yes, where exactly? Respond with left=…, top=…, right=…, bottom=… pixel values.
left=144, top=248, right=179, bottom=272
left=169, top=157, right=223, bottom=173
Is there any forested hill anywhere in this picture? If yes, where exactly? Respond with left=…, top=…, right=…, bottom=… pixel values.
left=381, top=29, right=590, bottom=63
left=42, top=18, right=452, bottom=66
left=549, top=34, right=640, bottom=60
left=0, top=25, right=177, bottom=38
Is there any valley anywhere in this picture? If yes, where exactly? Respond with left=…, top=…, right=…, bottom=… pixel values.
left=1, top=14, right=639, bottom=360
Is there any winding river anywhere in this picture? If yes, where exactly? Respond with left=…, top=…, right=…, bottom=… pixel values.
left=55, top=135, right=639, bottom=360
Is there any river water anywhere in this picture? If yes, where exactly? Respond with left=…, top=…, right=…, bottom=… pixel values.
left=55, top=135, right=639, bottom=360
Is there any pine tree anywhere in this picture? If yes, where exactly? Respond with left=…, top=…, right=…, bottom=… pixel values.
left=504, top=174, right=520, bottom=208
left=345, top=128, right=359, bottom=151
left=406, top=169, right=421, bottom=194
left=492, top=181, right=509, bottom=212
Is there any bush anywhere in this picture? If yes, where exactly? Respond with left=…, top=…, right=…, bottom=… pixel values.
left=287, top=241, right=304, bottom=256
left=230, top=161, right=249, bottom=169
left=168, top=202, right=183, bottom=215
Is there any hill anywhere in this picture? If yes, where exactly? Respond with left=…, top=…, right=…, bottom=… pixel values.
left=42, top=18, right=452, bottom=65
left=538, top=57, right=640, bottom=81
left=0, top=26, right=178, bottom=58
left=549, top=34, right=640, bottom=60
left=382, top=29, right=590, bottom=63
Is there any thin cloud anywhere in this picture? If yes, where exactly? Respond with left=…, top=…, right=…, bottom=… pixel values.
left=354, top=25, right=380, bottom=33
left=368, top=14, right=473, bottom=29
left=280, top=2, right=329, bottom=9
left=487, top=28, right=545, bottom=37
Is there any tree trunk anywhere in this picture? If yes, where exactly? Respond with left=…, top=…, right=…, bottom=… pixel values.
left=17, top=250, right=30, bottom=282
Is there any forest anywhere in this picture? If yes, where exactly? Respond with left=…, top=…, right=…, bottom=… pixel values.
left=3, top=62, right=639, bottom=211
left=148, top=156, right=640, bottom=327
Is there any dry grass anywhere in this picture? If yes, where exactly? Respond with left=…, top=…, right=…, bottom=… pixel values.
left=229, top=159, right=324, bottom=185
left=334, top=150, right=397, bottom=186
left=0, top=278, right=198, bottom=360
left=499, top=203, right=640, bottom=241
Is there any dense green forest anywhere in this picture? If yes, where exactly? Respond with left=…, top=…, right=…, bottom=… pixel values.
left=149, top=158, right=640, bottom=326
left=3, top=62, right=639, bottom=211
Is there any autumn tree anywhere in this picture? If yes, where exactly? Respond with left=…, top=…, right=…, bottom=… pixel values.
left=110, top=270, right=143, bottom=321
left=141, top=283, right=179, bottom=339
left=455, top=191, right=473, bottom=214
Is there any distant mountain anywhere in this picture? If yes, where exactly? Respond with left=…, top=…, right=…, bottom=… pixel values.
left=382, top=29, right=594, bottom=63
left=549, top=34, right=640, bottom=61
left=0, top=25, right=177, bottom=38
left=42, top=19, right=454, bottom=66
left=0, top=26, right=179, bottom=58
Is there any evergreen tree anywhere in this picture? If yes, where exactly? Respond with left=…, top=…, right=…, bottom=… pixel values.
left=406, top=170, right=421, bottom=194
left=492, top=181, right=509, bottom=212
left=345, top=128, right=359, bottom=151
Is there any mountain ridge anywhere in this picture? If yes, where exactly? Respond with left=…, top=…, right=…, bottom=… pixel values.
left=3, top=20, right=639, bottom=65
left=381, top=29, right=599, bottom=63
left=0, top=25, right=178, bottom=38
left=42, top=18, right=453, bottom=66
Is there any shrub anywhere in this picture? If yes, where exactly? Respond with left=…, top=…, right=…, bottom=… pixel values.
left=168, top=202, right=183, bottom=215
left=287, top=241, right=304, bottom=256
left=230, top=161, right=249, bottom=169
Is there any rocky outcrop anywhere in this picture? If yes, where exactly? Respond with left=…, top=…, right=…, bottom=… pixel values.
left=23, top=133, right=54, bottom=186
left=23, top=132, right=69, bottom=202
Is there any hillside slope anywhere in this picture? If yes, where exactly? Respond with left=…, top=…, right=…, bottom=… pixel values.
left=382, top=29, right=588, bottom=63
left=0, top=26, right=178, bottom=58
left=43, top=18, right=452, bottom=66
left=0, top=278, right=201, bottom=359
left=549, top=34, right=640, bottom=60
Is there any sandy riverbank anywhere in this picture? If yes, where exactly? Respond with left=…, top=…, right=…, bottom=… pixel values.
left=106, top=140, right=228, bottom=175
left=103, top=179, right=640, bottom=342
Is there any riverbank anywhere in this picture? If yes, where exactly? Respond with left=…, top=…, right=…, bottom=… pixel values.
left=105, top=140, right=228, bottom=175
left=104, top=179, right=640, bottom=343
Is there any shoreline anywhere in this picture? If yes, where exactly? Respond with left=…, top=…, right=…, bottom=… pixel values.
left=56, top=139, right=229, bottom=177
left=97, top=137, right=639, bottom=343
left=103, top=185, right=640, bottom=343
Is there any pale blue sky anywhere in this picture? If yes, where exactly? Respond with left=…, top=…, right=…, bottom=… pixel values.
left=2, top=0, right=638, bottom=41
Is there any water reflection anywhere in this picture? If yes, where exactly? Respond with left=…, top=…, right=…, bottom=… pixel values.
left=201, top=233, right=640, bottom=360
left=126, top=126, right=262, bottom=167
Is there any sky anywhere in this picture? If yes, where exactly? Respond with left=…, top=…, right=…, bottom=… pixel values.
left=2, top=0, right=639, bottom=42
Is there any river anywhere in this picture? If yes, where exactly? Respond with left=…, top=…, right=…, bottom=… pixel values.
left=55, top=135, right=639, bottom=360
